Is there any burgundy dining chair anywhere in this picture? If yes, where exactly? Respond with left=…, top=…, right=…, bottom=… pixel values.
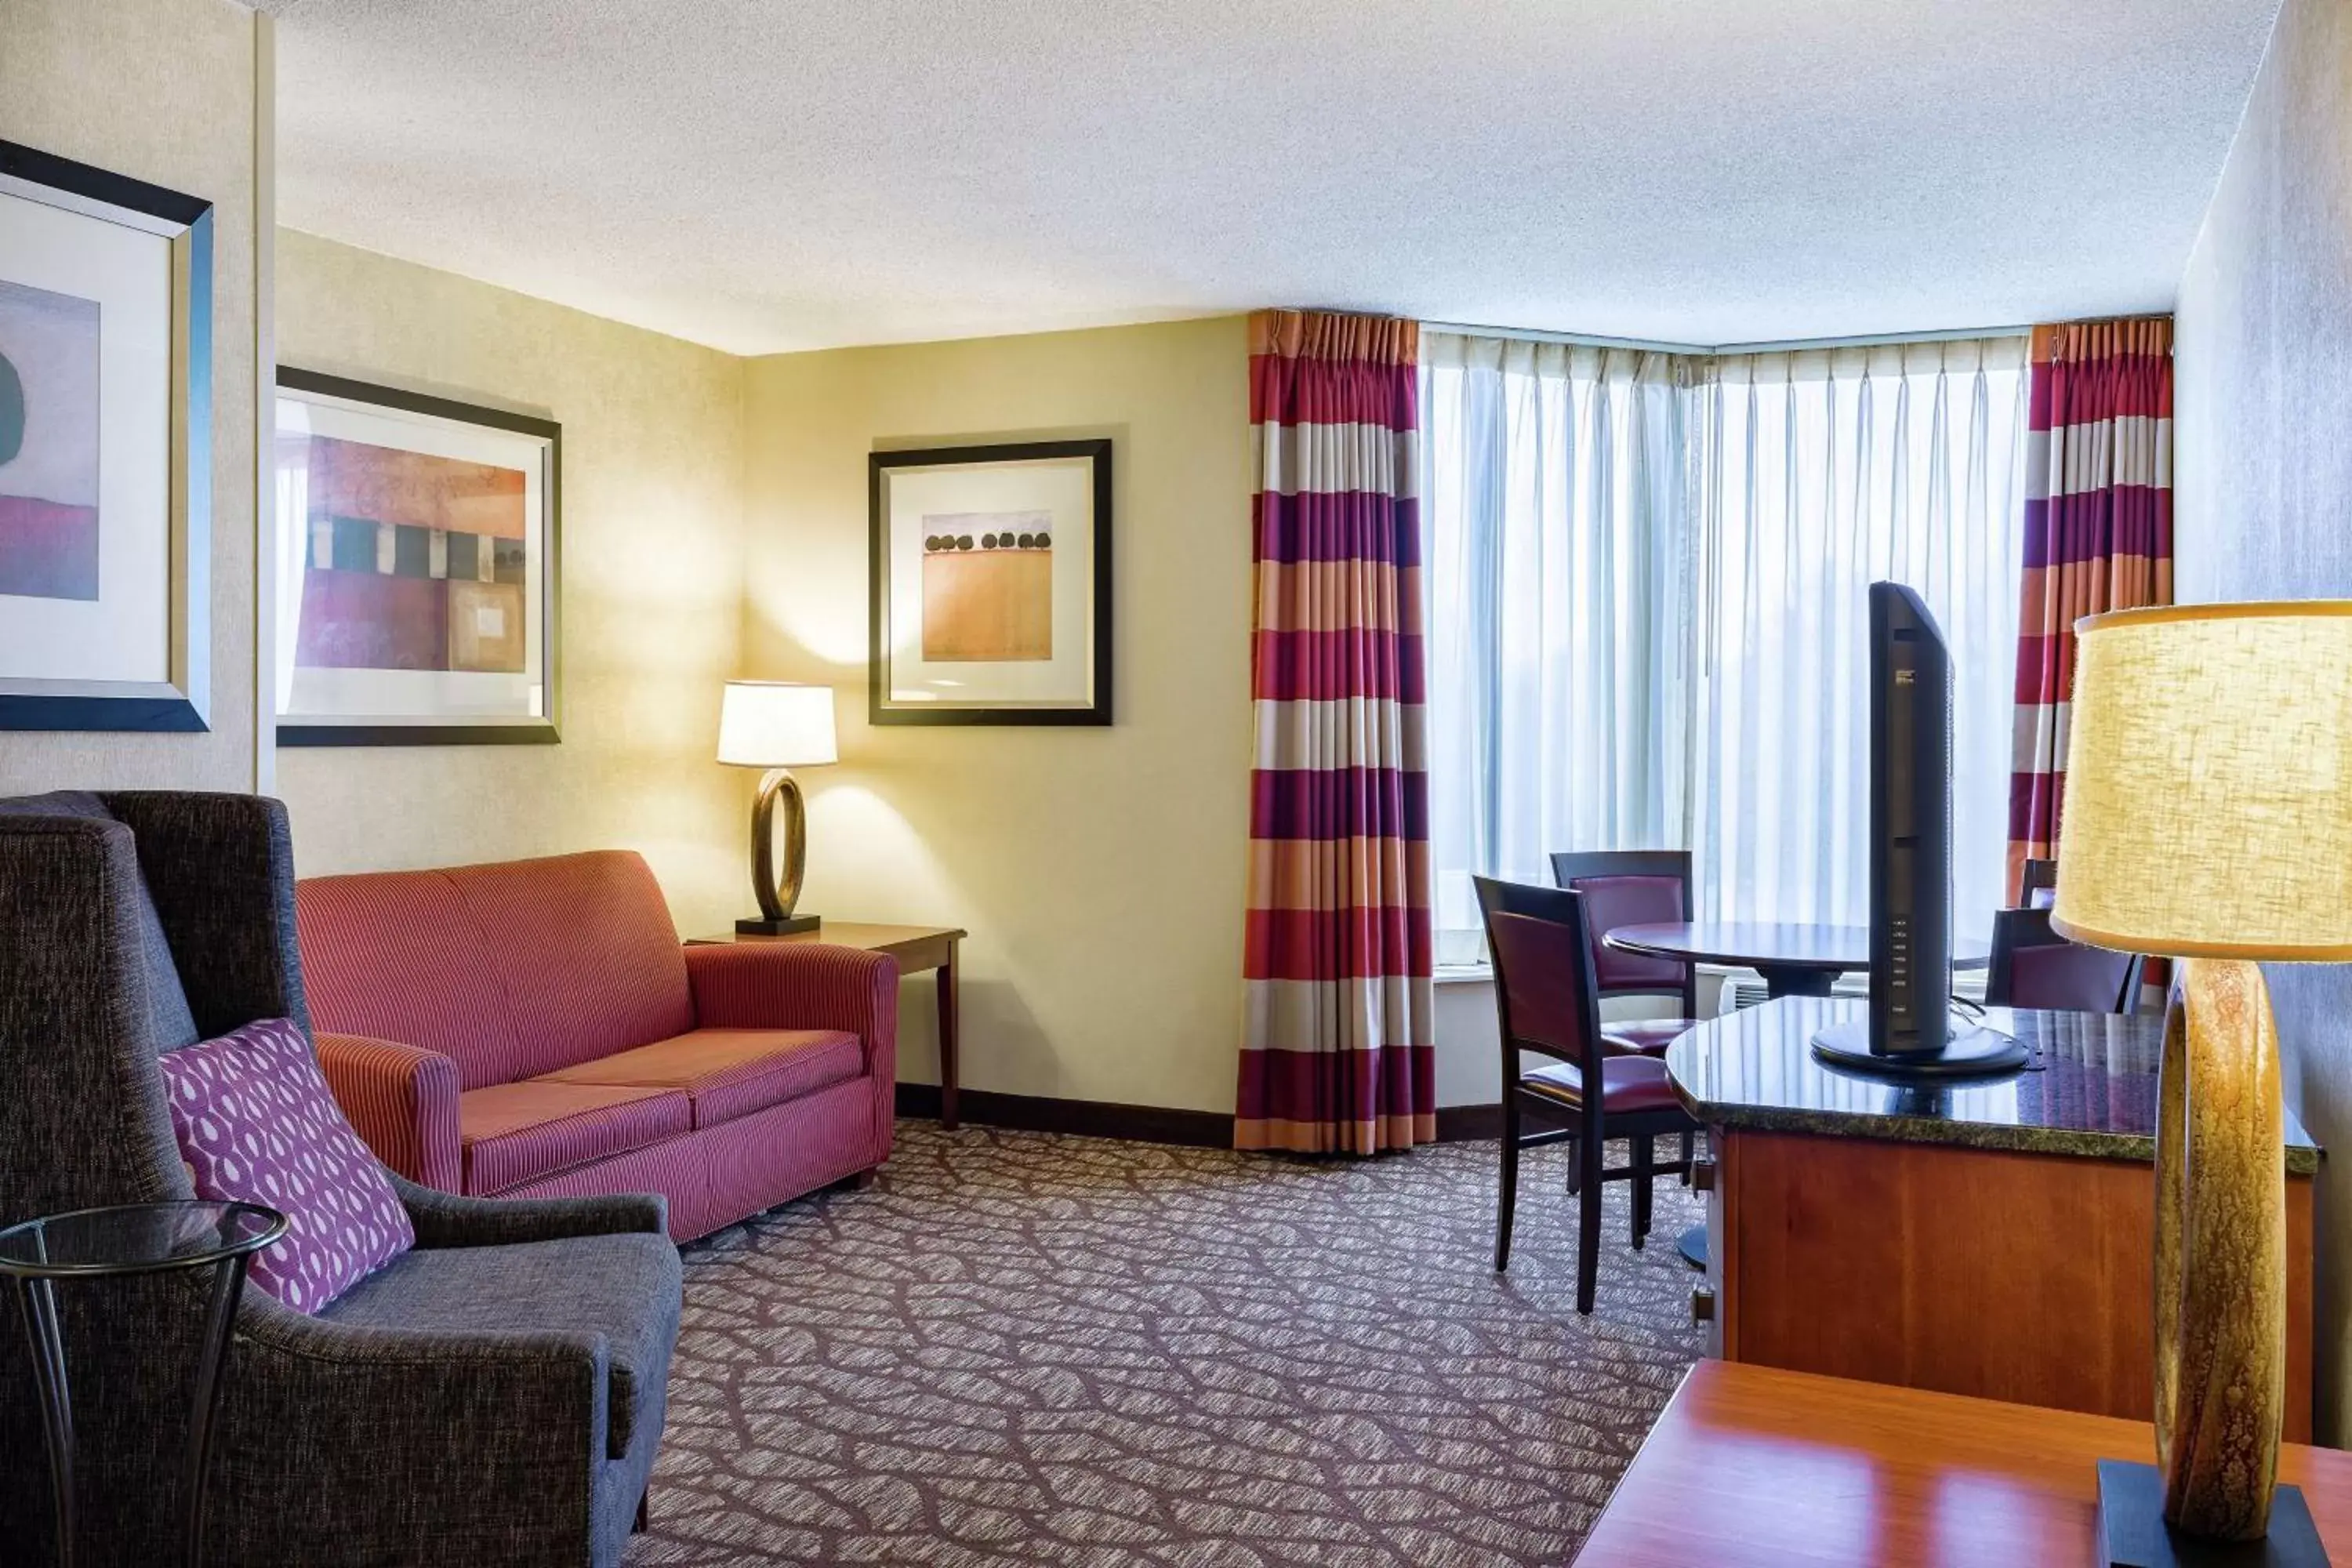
left=1475, top=877, right=1699, bottom=1311
left=1547, top=850, right=1702, bottom=1054
left=1984, top=906, right=2142, bottom=1014
left=1548, top=850, right=1702, bottom=1178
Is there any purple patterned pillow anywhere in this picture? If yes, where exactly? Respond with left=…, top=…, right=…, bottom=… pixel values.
left=159, top=1018, right=414, bottom=1313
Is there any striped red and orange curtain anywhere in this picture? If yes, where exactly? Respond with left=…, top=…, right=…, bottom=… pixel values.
left=2007, top=318, right=2174, bottom=900
left=1235, top=310, right=1435, bottom=1156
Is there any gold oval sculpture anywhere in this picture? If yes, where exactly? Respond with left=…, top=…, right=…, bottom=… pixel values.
left=2153, top=957, right=2286, bottom=1539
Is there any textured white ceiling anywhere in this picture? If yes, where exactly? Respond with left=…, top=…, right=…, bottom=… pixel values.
left=268, top=0, right=2281, bottom=355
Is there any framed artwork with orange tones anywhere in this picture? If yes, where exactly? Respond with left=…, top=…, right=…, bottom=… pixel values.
left=869, top=438, right=1112, bottom=726
left=274, top=368, right=560, bottom=745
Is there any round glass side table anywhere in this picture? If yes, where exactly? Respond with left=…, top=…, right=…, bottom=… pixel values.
left=0, top=1200, right=288, bottom=1568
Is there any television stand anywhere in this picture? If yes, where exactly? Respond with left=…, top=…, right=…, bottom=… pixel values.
left=1809, top=1018, right=2029, bottom=1079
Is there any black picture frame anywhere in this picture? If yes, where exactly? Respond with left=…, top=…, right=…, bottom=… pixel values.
left=869, top=438, right=1113, bottom=727
left=274, top=367, right=562, bottom=746
left=0, top=139, right=212, bottom=733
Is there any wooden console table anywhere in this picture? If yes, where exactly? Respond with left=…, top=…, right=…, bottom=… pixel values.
left=689, top=924, right=967, bottom=1129
left=1580, top=1360, right=2352, bottom=1566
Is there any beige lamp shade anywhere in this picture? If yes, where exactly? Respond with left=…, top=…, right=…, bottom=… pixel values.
left=2052, top=601, right=2352, bottom=961
left=717, top=681, right=837, bottom=768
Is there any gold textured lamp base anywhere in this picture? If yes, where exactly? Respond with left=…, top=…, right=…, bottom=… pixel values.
left=741, top=765, right=818, bottom=935
left=2151, top=958, right=2291, bottom=1544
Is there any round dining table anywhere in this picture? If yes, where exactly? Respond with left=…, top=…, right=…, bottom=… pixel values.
left=1603, top=920, right=1991, bottom=1000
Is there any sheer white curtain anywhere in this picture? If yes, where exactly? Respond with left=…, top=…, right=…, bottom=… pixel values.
left=1691, top=337, right=2028, bottom=935
left=1420, top=332, right=1692, bottom=961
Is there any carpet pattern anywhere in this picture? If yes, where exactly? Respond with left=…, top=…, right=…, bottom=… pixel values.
left=627, top=1125, right=1705, bottom=1566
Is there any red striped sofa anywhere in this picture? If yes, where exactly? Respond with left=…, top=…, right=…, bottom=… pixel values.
left=295, top=850, right=896, bottom=1240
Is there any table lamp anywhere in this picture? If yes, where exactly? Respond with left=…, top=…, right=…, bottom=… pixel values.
left=718, top=680, right=838, bottom=935
left=2053, top=601, right=2352, bottom=1568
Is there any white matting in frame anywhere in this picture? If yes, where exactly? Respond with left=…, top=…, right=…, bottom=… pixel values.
left=0, top=142, right=211, bottom=732
left=869, top=438, right=1112, bottom=727
left=274, top=367, right=561, bottom=746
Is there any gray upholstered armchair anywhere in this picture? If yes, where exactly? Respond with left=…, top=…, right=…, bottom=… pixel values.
left=0, top=791, right=680, bottom=1566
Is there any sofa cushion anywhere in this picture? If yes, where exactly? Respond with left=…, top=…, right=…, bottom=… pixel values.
left=539, top=1027, right=864, bottom=1128
left=459, top=1080, right=692, bottom=1196
left=443, top=852, right=696, bottom=1079
left=318, top=1230, right=681, bottom=1460
left=0, top=791, right=201, bottom=1051
left=296, top=868, right=530, bottom=1090
left=159, top=1018, right=415, bottom=1313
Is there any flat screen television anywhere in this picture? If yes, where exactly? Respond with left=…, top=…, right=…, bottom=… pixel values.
left=1811, top=582, right=2025, bottom=1079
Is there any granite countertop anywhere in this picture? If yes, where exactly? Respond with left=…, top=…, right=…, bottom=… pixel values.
left=1664, top=996, right=2321, bottom=1174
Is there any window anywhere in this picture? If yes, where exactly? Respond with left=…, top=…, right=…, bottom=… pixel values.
left=1421, top=334, right=1690, bottom=964
left=1421, top=332, right=2029, bottom=960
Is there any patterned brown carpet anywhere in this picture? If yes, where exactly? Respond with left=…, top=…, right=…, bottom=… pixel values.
left=627, top=1124, right=1705, bottom=1566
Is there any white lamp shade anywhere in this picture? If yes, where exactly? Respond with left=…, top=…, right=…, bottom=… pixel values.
left=2052, top=601, right=2352, bottom=961
left=717, top=681, right=837, bottom=768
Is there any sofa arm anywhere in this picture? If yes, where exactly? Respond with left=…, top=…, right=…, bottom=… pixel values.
left=315, top=1031, right=462, bottom=1192
left=225, top=1294, right=622, bottom=1538
left=385, top=1171, right=669, bottom=1249
left=684, top=942, right=899, bottom=1076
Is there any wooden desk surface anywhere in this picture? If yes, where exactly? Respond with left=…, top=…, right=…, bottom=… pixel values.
left=688, top=923, right=964, bottom=968
left=1578, top=1360, right=2352, bottom=1566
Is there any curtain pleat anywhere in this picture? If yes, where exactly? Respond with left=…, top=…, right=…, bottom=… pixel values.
left=1236, top=309, right=1435, bottom=1156
left=1693, top=338, right=2032, bottom=928
left=2005, top=318, right=2175, bottom=900
left=1418, top=333, right=1691, bottom=954
left=1423, top=332, right=2031, bottom=944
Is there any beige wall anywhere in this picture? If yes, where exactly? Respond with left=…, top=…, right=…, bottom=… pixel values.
left=0, top=0, right=1578, bottom=1120
left=273, top=230, right=749, bottom=934
left=741, top=320, right=1254, bottom=1110
left=0, top=0, right=262, bottom=794
left=2175, top=0, right=2352, bottom=1443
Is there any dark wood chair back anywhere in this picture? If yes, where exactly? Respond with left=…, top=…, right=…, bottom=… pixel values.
left=1548, top=849, right=1699, bottom=1018
left=1474, top=875, right=1602, bottom=1069
left=1985, top=906, right=2140, bottom=1013
left=1475, top=869, right=1577, bottom=929
left=1477, top=873, right=1697, bottom=1295
left=1486, top=909, right=1608, bottom=1069
left=2020, top=857, right=2059, bottom=909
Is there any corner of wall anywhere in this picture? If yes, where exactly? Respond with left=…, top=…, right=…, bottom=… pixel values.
left=252, top=7, right=278, bottom=795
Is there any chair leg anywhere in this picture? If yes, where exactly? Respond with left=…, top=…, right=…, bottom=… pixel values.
left=1631, top=1135, right=1655, bottom=1248
left=635, top=1490, right=649, bottom=1533
left=1494, top=1093, right=1520, bottom=1272
left=1680, top=1129, right=1695, bottom=1184
left=1564, top=1135, right=1581, bottom=1195
left=1576, top=1129, right=1603, bottom=1314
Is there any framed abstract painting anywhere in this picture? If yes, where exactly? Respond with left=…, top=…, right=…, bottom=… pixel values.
left=274, top=368, right=560, bottom=745
left=868, top=439, right=1112, bottom=725
left=0, top=139, right=212, bottom=731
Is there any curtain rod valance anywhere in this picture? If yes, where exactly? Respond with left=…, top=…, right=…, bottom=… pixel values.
left=1415, top=318, right=2174, bottom=358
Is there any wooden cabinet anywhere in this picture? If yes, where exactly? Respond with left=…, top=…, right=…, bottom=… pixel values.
left=1667, top=999, right=2321, bottom=1441
left=1701, top=1126, right=2316, bottom=1440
